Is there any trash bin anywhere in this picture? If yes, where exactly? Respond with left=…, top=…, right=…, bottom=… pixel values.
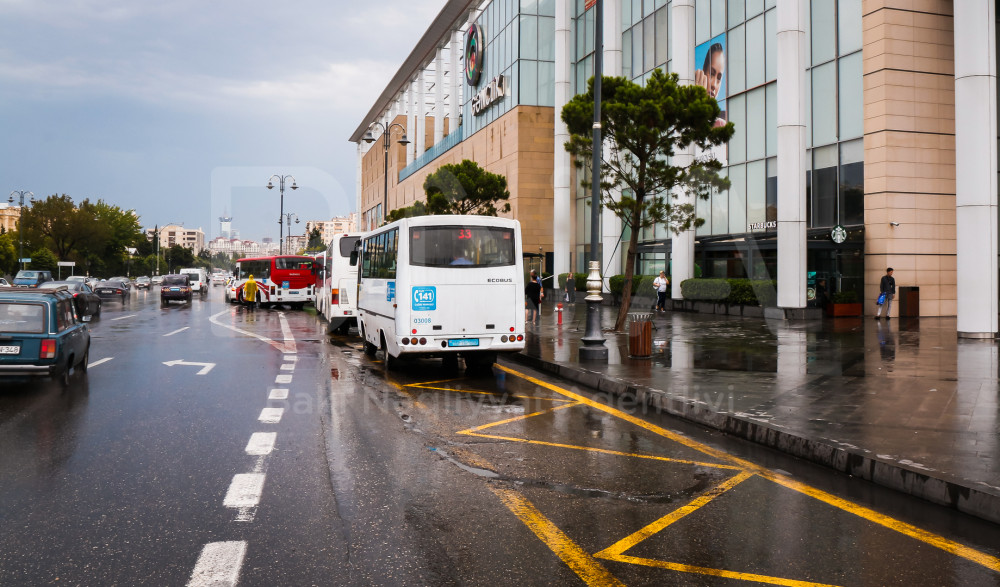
left=628, top=312, right=653, bottom=358
left=898, top=286, right=919, bottom=317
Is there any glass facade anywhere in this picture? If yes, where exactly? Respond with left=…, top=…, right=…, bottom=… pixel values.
left=566, top=0, right=864, bottom=280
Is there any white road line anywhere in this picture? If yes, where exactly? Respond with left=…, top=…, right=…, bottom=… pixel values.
left=268, top=388, right=289, bottom=400
left=278, top=313, right=296, bottom=353
left=87, top=357, right=113, bottom=369
left=258, top=407, right=284, bottom=423
left=279, top=363, right=295, bottom=371
left=188, top=541, right=247, bottom=587
left=283, top=355, right=298, bottom=361
left=223, top=473, right=266, bottom=508
left=275, top=374, right=292, bottom=384
left=111, top=314, right=137, bottom=321
left=163, top=326, right=190, bottom=337
left=245, top=432, right=277, bottom=456
left=208, top=309, right=291, bottom=353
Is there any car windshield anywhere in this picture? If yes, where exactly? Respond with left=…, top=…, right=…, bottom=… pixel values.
left=39, top=282, right=76, bottom=291
left=0, top=302, right=46, bottom=333
left=66, top=276, right=86, bottom=282
left=162, top=276, right=187, bottom=286
left=15, top=271, right=40, bottom=279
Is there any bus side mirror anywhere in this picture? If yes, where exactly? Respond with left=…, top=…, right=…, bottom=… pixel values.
left=350, top=251, right=358, bottom=266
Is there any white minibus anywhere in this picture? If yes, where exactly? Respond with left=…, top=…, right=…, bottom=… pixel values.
left=316, top=233, right=362, bottom=334
left=357, top=215, right=525, bottom=370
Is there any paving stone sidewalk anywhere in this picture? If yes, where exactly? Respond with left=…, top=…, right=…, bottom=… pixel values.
left=504, top=300, right=1000, bottom=524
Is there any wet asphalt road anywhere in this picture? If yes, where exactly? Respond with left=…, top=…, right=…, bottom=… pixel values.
left=0, top=286, right=999, bottom=586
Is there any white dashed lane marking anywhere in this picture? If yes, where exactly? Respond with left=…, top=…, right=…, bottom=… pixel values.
left=275, top=374, right=292, bottom=384
left=111, top=314, right=137, bottom=321
left=258, top=408, right=284, bottom=424
left=279, top=363, right=294, bottom=371
left=188, top=541, right=247, bottom=587
left=163, top=327, right=190, bottom=337
left=87, top=357, right=113, bottom=369
left=268, top=388, right=289, bottom=400
left=223, top=474, right=266, bottom=508
left=245, top=433, right=276, bottom=456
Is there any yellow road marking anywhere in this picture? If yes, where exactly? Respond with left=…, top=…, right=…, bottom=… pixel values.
left=496, top=364, right=1000, bottom=573
left=404, top=377, right=467, bottom=387
left=409, top=384, right=573, bottom=403
left=388, top=380, right=428, bottom=410
left=460, top=431, right=742, bottom=471
left=457, top=402, right=580, bottom=434
left=603, top=555, right=841, bottom=587
left=489, top=486, right=626, bottom=587
left=596, top=470, right=755, bottom=559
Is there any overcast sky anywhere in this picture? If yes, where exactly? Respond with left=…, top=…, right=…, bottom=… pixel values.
left=0, top=0, right=442, bottom=242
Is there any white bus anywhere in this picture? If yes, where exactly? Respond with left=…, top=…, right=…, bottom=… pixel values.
left=357, top=215, right=525, bottom=370
left=316, top=232, right=362, bottom=334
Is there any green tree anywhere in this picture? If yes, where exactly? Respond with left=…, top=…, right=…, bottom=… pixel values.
left=562, top=70, right=733, bottom=330
left=19, top=195, right=106, bottom=261
left=422, top=160, right=511, bottom=216
left=306, top=227, right=325, bottom=252
left=165, top=245, right=194, bottom=272
left=0, top=232, right=17, bottom=277
left=28, top=247, right=59, bottom=273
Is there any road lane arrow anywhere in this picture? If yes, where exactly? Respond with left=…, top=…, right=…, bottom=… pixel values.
left=163, top=359, right=215, bottom=375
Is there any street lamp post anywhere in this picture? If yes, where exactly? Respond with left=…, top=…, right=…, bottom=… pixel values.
left=267, top=175, right=298, bottom=256
left=580, top=0, right=608, bottom=362
left=8, top=190, right=34, bottom=271
left=280, top=213, right=300, bottom=254
left=362, top=122, right=410, bottom=225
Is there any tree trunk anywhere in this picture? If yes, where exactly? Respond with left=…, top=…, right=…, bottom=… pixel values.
left=613, top=205, right=643, bottom=331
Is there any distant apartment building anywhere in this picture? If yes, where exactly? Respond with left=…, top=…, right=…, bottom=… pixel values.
left=206, top=237, right=266, bottom=258
left=0, top=203, right=19, bottom=234
left=305, top=213, right=358, bottom=247
left=147, top=224, right=205, bottom=253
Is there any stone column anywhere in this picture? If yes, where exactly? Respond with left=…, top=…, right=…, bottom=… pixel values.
left=416, top=69, right=426, bottom=159
left=670, top=0, right=696, bottom=300
left=450, top=30, right=461, bottom=137
left=955, top=0, right=998, bottom=337
left=553, top=0, right=572, bottom=277
left=776, top=0, right=807, bottom=310
left=407, top=82, right=416, bottom=165
left=601, top=0, right=623, bottom=284
left=434, top=48, right=445, bottom=145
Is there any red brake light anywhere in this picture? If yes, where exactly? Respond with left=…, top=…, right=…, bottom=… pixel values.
left=411, top=329, right=417, bottom=334
left=510, top=327, right=515, bottom=332
left=331, top=289, right=339, bottom=304
left=116, top=289, right=123, bottom=294
left=40, top=339, right=56, bottom=359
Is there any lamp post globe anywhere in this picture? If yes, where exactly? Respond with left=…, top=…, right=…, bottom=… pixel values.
left=267, top=174, right=298, bottom=255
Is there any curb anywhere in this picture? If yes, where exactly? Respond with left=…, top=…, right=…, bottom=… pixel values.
left=506, top=351, right=1000, bottom=526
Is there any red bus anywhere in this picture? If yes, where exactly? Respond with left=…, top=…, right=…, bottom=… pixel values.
left=233, top=255, right=317, bottom=309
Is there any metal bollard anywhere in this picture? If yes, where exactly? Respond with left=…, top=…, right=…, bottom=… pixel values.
left=557, top=303, right=563, bottom=325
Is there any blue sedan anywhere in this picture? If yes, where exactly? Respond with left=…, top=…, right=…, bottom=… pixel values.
left=0, top=285, right=91, bottom=385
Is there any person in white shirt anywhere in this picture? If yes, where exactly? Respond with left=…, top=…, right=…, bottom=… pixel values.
left=653, top=270, right=669, bottom=312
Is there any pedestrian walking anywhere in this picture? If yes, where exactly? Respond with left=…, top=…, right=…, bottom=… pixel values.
left=653, top=271, right=669, bottom=312
left=875, top=267, right=895, bottom=320
left=565, top=273, right=576, bottom=303
left=525, top=270, right=542, bottom=324
left=243, top=274, right=259, bottom=312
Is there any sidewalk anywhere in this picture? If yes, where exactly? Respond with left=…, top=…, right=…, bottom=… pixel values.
left=506, top=300, right=1000, bottom=524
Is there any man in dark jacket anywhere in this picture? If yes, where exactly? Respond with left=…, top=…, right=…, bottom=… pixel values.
left=525, top=270, right=542, bottom=324
left=875, top=267, right=895, bottom=320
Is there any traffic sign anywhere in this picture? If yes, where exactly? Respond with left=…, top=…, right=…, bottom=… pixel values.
left=18, top=258, right=31, bottom=263
left=57, top=261, right=76, bottom=267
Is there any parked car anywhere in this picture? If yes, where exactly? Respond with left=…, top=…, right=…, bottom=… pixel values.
left=134, top=276, right=152, bottom=290
left=12, top=270, right=53, bottom=288
left=224, top=276, right=240, bottom=303
left=39, top=281, right=102, bottom=319
left=95, top=279, right=130, bottom=304
left=151, top=275, right=164, bottom=286
left=0, top=279, right=8, bottom=287
left=160, top=274, right=192, bottom=305
left=0, top=285, right=91, bottom=385
left=180, top=268, right=209, bottom=297
left=65, top=276, right=88, bottom=285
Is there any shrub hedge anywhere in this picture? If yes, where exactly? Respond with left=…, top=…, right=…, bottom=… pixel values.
left=680, top=278, right=778, bottom=306
left=558, top=273, right=589, bottom=292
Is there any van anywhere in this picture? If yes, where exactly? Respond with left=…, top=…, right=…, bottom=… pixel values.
left=179, top=268, right=209, bottom=296
left=12, top=270, right=54, bottom=288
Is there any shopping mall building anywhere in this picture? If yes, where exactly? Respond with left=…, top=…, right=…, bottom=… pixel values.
left=351, top=0, right=999, bottom=337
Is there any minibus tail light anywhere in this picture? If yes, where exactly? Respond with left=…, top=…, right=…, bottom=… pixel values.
left=419, top=338, right=426, bottom=345
left=331, top=289, right=339, bottom=305
left=516, top=335, right=523, bottom=341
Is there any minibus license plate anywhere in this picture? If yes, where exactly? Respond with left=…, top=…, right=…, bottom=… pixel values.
left=0, top=345, right=20, bottom=355
left=448, top=339, right=479, bottom=348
